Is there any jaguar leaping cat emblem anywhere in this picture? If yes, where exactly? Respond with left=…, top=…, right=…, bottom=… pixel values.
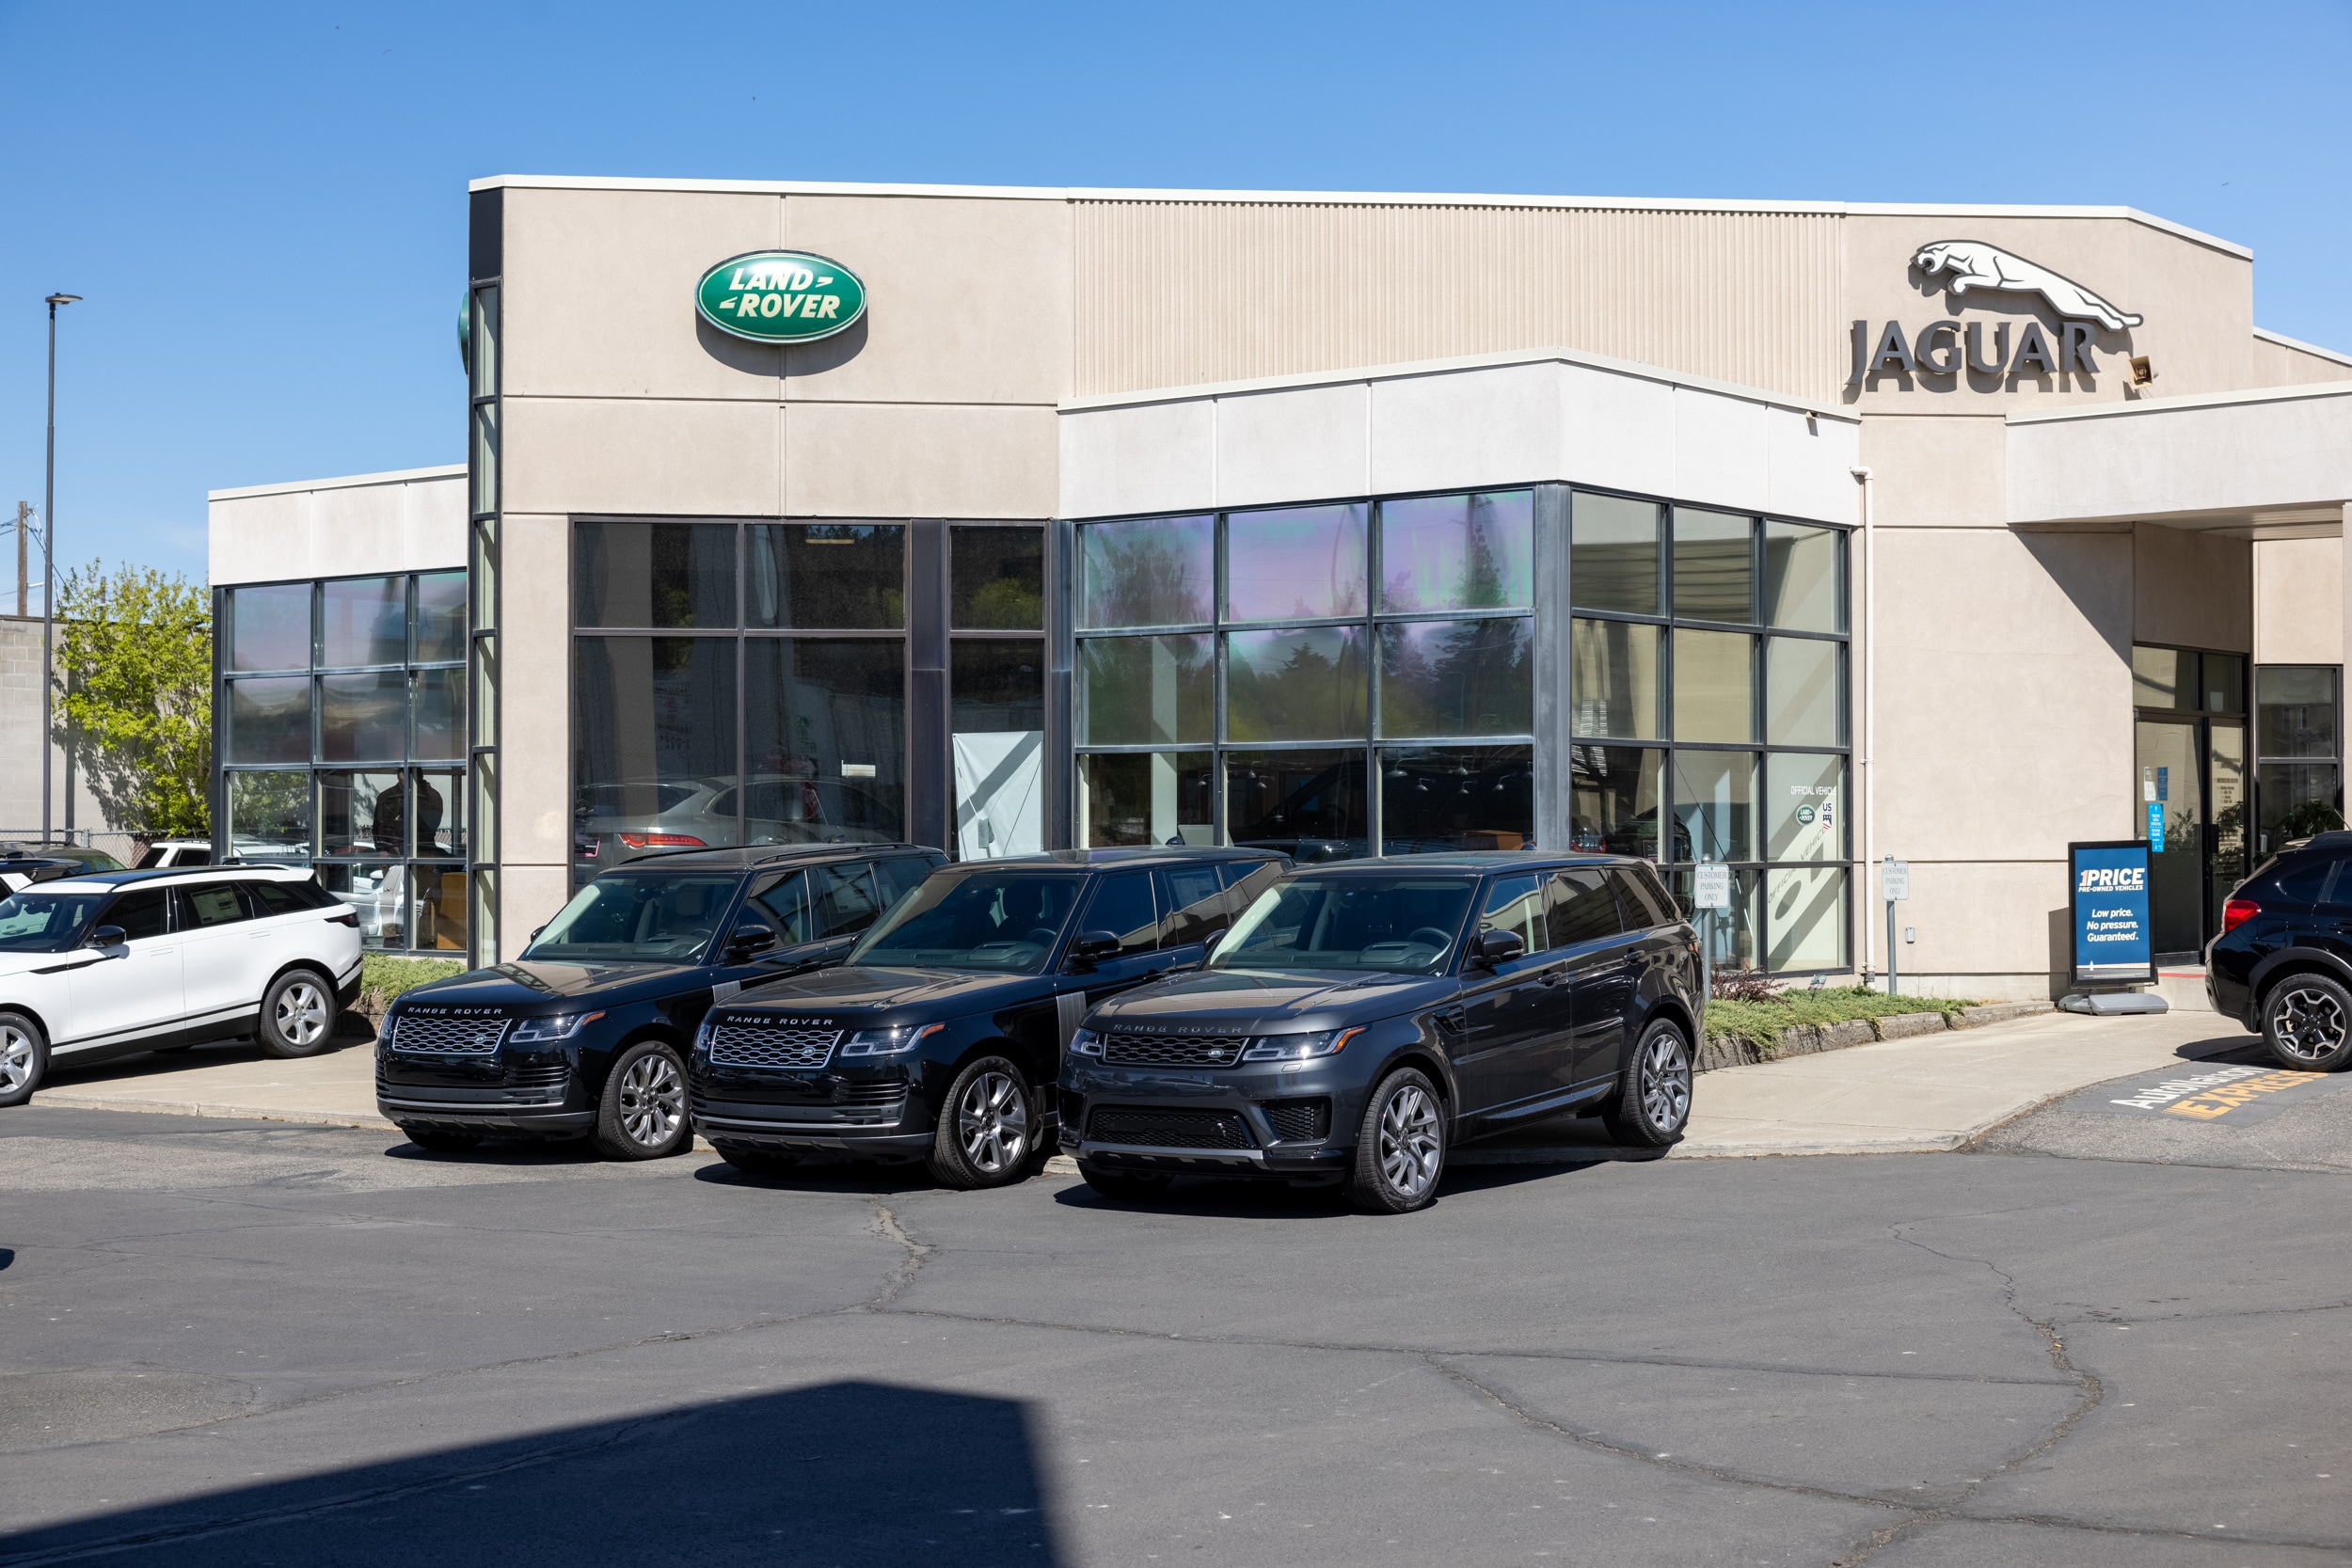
left=1912, top=241, right=2143, bottom=332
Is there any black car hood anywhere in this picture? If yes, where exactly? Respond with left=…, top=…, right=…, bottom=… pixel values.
left=391, top=960, right=714, bottom=1014
left=1088, top=969, right=1456, bottom=1034
left=716, top=964, right=1057, bottom=1023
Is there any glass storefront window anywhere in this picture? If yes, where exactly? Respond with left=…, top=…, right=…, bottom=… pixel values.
left=410, top=863, right=470, bottom=953
left=743, top=639, right=903, bottom=846
left=1377, top=617, right=1534, bottom=738
left=574, top=521, right=737, bottom=629
left=1224, top=503, right=1368, bottom=623
left=572, top=637, right=740, bottom=863
left=226, top=771, right=311, bottom=860
left=1664, top=864, right=1759, bottom=971
left=2259, top=666, right=2339, bottom=757
left=1766, top=866, right=1847, bottom=971
left=1226, top=626, right=1368, bottom=741
left=2202, top=653, right=2245, bottom=715
left=413, top=668, right=466, bottom=760
left=320, top=672, right=408, bottom=763
left=1673, top=629, right=1756, bottom=742
left=1766, top=637, right=1844, bottom=746
left=320, top=771, right=409, bottom=856
left=1225, top=750, right=1369, bottom=859
left=2132, top=645, right=2192, bottom=710
left=230, top=583, right=311, bottom=672
left=952, top=640, right=1045, bottom=860
left=1379, top=745, right=1534, bottom=853
left=1671, top=750, right=1756, bottom=863
left=1080, top=514, right=1213, bottom=628
left=1673, top=508, right=1754, bottom=623
left=1379, top=491, right=1534, bottom=612
left=1571, top=493, right=1661, bottom=615
left=746, top=523, right=905, bottom=629
left=1570, top=619, right=1661, bottom=739
left=321, top=863, right=407, bottom=952
left=950, top=527, right=1043, bottom=629
left=321, top=578, right=407, bottom=669
left=228, top=678, right=311, bottom=764
left=414, top=571, right=468, bottom=662
left=469, top=404, right=498, bottom=517
left=1570, top=744, right=1665, bottom=859
left=1765, top=753, right=1845, bottom=861
left=415, top=769, right=467, bottom=860
left=1079, top=634, right=1213, bottom=746
left=2258, top=762, right=2344, bottom=841
left=1764, top=521, right=1843, bottom=633
left=952, top=641, right=1044, bottom=734
left=1078, top=752, right=1214, bottom=847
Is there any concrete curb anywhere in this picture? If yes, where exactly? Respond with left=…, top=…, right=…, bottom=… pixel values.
left=32, top=1094, right=402, bottom=1132
left=1697, top=999, right=2056, bottom=1073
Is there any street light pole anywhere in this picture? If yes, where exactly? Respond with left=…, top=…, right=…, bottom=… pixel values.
left=41, top=293, right=79, bottom=847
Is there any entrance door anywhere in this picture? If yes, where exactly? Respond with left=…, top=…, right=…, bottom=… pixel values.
left=2210, top=722, right=2249, bottom=930
left=2136, top=721, right=2204, bottom=956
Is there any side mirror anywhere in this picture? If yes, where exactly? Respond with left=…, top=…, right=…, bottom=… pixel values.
left=87, top=925, right=126, bottom=950
left=530, top=925, right=547, bottom=941
left=1471, top=928, right=1525, bottom=968
left=1069, top=930, right=1121, bottom=965
left=726, top=925, right=778, bottom=958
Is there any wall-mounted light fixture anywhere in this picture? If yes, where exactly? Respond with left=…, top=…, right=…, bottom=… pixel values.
left=2130, top=356, right=2156, bottom=388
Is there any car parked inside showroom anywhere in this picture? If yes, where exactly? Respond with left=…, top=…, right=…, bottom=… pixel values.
left=687, top=847, right=1287, bottom=1187
left=375, top=843, right=944, bottom=1158
left=0, top=864, right=365, bottom=1108
left=1061, top=852, right=1703, bottom=1212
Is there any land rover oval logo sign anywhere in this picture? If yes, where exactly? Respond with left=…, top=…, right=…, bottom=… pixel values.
left=695, top=250, right=866, bottom=343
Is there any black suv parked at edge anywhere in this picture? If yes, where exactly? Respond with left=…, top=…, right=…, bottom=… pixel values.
left=375, top=843, right=944, bottom=1159
left=1062, top=853, right=1703, bottom=1213
left=2207, top=831, right=2352, bottom=1071
left=688, top=847, right=1287, bottom=1187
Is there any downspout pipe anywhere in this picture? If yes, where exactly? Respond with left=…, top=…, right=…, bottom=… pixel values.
left=1851, top=465, right=1875, bottom=989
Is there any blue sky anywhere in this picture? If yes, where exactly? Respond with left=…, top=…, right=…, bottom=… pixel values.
left=2, top=0, right=2346, bottom=586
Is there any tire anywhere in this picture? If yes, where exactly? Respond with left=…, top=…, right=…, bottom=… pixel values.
left=2262, top=974, right=2352, bottom=1071
left=1076, top=1162, right=1172, bottom=1201
left=926, top=1055, right=1038, bottom=1190
left=398, top=1126, right=483, bottom=1152
left=1342, top=1067, right=1446, bottom=1214
left=0, top=1011, right=49, bottom=1109
left=590, top=1041, right=692, bottom=1160
left=257, top=970, right=338, bottom=1059
left=1603, top=1018, right=1695, bottom=1147
left=715, top=1143, right=801, bottom=1175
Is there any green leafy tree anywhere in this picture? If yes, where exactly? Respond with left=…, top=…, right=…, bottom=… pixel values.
left=54, top=562, right=213, bottom=838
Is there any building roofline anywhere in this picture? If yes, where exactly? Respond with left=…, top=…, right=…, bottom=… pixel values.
left=1057, top=345, right=1864, bottom=424
left=2006, top=380, right=2352, bottom=426
left=2253, top=326, right=2352, bottom=369
left=208, top=464, right=466, bottom=502
left=467, top=176, right=2252, bottom=260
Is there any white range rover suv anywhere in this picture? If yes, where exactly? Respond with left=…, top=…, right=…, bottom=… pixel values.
left=0, top=866, right=365, bottom=1108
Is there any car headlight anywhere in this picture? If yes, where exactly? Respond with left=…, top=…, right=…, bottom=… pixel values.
left=1070, top=1027, right=1104, bottom=1058
left=510, top=1010, right=606, bottom=1043
left=692, top=1019, right=715, bottom=1054
left=1241, top=1026, right=1362, bottom=1062
left=839, top=1022, right=945, bottom=1057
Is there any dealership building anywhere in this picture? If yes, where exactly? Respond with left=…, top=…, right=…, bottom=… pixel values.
left=204, top=175, right=2352, bottom=998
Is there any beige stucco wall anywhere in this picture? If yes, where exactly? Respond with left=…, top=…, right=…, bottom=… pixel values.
left=2255, top=537, right=2344, bottom=666
left=2250, top=331, right=2352, bottom=389
left=208, top=467, right=466, bottom=587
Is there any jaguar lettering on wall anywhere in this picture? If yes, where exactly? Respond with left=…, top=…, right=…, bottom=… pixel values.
left=1848, top=240, right=2142, bottom=390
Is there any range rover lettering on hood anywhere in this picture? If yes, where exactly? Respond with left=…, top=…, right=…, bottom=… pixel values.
left=723, top=1014, right=836, bottom=1028
left=404, top=1006, right=505, bottom=1017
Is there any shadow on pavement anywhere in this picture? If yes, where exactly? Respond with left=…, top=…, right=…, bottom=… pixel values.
left=0, top=1381, right=1064, bottom=1566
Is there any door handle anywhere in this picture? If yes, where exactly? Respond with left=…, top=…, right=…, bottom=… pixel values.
left=1541, top=968, right=1570, bottom=988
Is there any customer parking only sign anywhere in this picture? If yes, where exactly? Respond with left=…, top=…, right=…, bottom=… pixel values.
left=2070, top=840, right=2155, bottom=985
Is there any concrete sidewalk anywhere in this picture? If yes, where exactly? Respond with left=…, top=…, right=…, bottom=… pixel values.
left=24, top=1006, right=2269, bottom=1163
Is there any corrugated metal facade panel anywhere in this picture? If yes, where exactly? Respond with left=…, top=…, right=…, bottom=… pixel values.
left=1073, top=201, right=1847, bottom=404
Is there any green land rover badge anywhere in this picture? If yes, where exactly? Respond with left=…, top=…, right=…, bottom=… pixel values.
left=695, top=250, right=866, bottom=343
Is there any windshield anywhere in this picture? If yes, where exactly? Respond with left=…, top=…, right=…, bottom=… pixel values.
left=0, top=891, right=107, bottom=953
left=1212, top=876, right=1476, bottom=974
left=849, top=870, right=1083, bottom=974
left=519, top=873, right=742, bottom=963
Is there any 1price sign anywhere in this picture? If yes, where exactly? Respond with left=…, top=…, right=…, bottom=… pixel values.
left=2070, top=840, right=2154, bottom=985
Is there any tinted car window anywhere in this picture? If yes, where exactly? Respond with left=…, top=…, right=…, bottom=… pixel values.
left=176, top=884, right=250, bottom=929
left=0, top=891, right=106, bottom=951
left=2322, top=859, right=2352, bottom=911
left=1220, top=857, right=1284, bottom=907
left=1216, top=876, right=1476, bottom=974
left=1155, top=864, right=1230, bottom=949
left=1480, top=875, right=1549, bottom=954
left=2268, top=857, right=2334, bottom=905
left=853, top=870, right=1084, bottom=972
left=873, top=855, right=935, bottom=909
left=1081, top=872, right=1159, bottom=958
left=523, top=874, right=742, bottom=961
left=810, top=863, right=882, bottom=939
left=104, top=886, right=170, bottom=942
left=1613, top=863, right=1677, bottom=928
left=742, top=872, right=812, bottom=945
left=248, top=880, right=309, bottom=917
left=1547, top=869, right=1622, bottom=946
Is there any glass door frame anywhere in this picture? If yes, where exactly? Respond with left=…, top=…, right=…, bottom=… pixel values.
left=2130, top=641, right=2249, bottom=958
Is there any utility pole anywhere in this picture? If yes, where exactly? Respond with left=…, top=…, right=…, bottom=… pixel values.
left=43, top=293, right=80, bottom=847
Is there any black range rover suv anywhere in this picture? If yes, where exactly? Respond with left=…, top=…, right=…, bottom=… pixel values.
left=688, top=847, right=1286, bottom=1187
left=1061, top=852, right=1703, bottom=1213
left=376, top=843, right=943, bottom=1158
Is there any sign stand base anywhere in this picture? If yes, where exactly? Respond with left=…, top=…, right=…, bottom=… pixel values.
left=2058, top=991, right=2169, bottom=1016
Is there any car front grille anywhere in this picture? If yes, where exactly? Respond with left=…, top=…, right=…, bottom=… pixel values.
left=1262, top=1097, right=1331, bottom=1142
left=708, top=1022, right=841, bottom=1070
left=1102, top=1032, right=1248, bottom=1068
left=1086, top=1107, right=1254, bottom=1149
left=389, top=1014, right=512, bottom=1054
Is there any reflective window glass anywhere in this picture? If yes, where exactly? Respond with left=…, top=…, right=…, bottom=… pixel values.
left=1766, top=753, right=1845, bottom=862
left=1671, top=750, right=1756, bottom=863
left=1226, top=626, right=1368, bottom=741
left=572, top=637, right=740, bottom=866
left=952, top=641, right=1044, bottom=735
left=1378, top=746, right=1534, bottom=855
left=320, top=863, right=406, bottom=952
left=744, top=639, right=904, bottom=846
left=1673, top=508, right=1755, bottom=623
left=746, top=523, right=904, bottom=629
left=229, top=678, right=311, bottom=764
left=810, top=862, right=883, bottom=940
left=574, top=522, right=737, bottom=629
left=1079, top=871, right=1159, bottom=957
left=950, top=527, right=1043, bottom=629
left=1766, top=637, right=1844, bottom=746
left=1673, top=630, right=1756, bottom=743
left=1570, top=744, right=1665, bottom=860
left=411, top=863, right=469, bottom=952
left=1571, top=493, right=1661, bottom=615
left=320, top=672, right=408, bottom=763
left=413, top=668, right=465, bottom=760
left=1378, top=618, right=1534, bottom=738
left=1663, top=864, right=1759, bottom=971
left=1225, top=503, right=1368, bottom=623
left=1478, top=874, right=1548, bottom=955
left=320, top=771, right=409, bottom=857
left=1080, top=515, right=1213, bottom=628
left=2258, top=666, right=2337, bottom=758
left=2257, top=763, right=2344, bottom=845
left=1570, top=619, right=1661, bottom=739
left=414, top=769, right=465, bottom=859
left=230, top=583, right=311, bottom=672
left=1080, top=634, right=1212, bottom=746
left=175, top=884, right=249, bottom=930
left=1226, top=750, right=1369, bottom=859
left=226, top=771, right=311, bottom=860
left=2132, top=645, right=2192, bottom=711
left=744, top=871, right=812, bottom=945
left=415, top=572, right=468, bottom=663
left=952, top=642, right=1045, bottom=861
left=1155, top=864, right=1231, bottom=948
left=2201, top=653, right=2245, bottom=715
left=1767, top=866, right=1848, bottom=971
left=321, top=578, right=407, bottom=669
left=1546, top=869, right=1622, bottom=947
left=873, top=855, right=939, bottom=909
left=1764, top=521, right=1843, bottom=633
left=102, top=886, right=170, bottom=942
left=1078, top=752, right=1214, bottom=848
left=1379, top=491, right=1534, bottom=612
left=1610, top=865, right=1677, bottom=929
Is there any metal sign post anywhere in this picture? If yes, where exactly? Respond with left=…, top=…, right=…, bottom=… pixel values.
left=1880, top=857, right=1910, bottom=996
left=1693, top=862, right=1731, bottom=1000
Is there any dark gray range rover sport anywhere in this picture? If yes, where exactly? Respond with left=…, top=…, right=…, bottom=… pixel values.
left=1061, top=852, right=1704, bottom=1213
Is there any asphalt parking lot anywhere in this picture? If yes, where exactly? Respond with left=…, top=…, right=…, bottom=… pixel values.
left=3, top=1074, right=2349, bottom=1567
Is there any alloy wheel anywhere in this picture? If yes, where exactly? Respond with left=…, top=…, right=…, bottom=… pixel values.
left=276, top=981, right=329, bottom=1047
left=957, top=1070, right=1029, bottom=1175
left=1640, top=1032, right=1693, bottom=1132
left=617, top=1052, right=685, bottom=1147
left=0, top=1024, right=33, bottom=1094
left=2273, top=985, right=2346, bottom=1065
left=1376, top=1082, right=1441, bottom=1199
